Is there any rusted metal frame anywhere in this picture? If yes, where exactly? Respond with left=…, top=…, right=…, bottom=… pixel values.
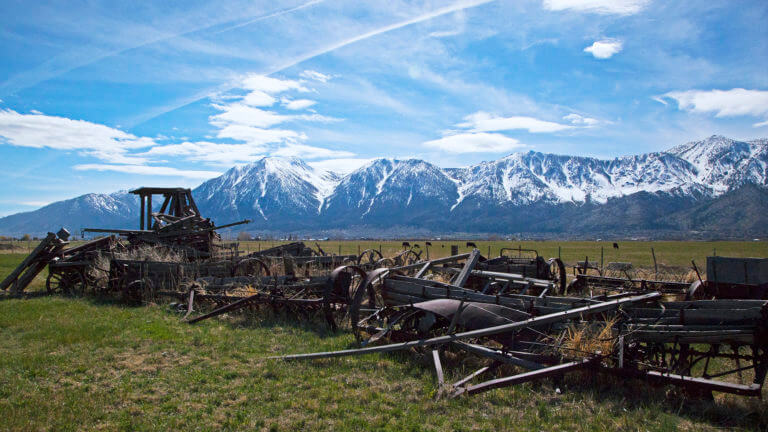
left=390, top=252, right=471, bottom=273
left=437, top=267, right=554, bottom=291
left=452, top=249, right=481, bottom=288
left=575, top=274, right=690, bottom=292
left=274, top=292, right=661, bottom=361
left=604, top=366, right=763, bottom=397
left=188, top=292, right=325, bottom=323
left=382, top=278, right=579, bottom=314
left=452, top=358, right=597, bottom=398
left=451, top=342, right=544, bottom=370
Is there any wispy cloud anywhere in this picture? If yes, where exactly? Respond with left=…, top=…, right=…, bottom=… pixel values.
left=424, top=132, right=523, bottom=153
left=307, top=158, right=373, bottom=173
left=542, top=0, right=649, bottom=15
left=563, top=113, right=599, bottom=126
left=584, top=39, right=623, bottom=59
left=272, top=143, right=354, bottom=159
left=659, top=88, right=768, bottom=126
left=130, top=0, right=499, bottom=126
left=299, top=70, right=332, bottom=82
left=0, top=109, right=154, bottom=164
left=282, top=98, right=317, bottom=110
left=73, top=164, right=221, bottom=178
left=458, top=111, right=575, bottom=133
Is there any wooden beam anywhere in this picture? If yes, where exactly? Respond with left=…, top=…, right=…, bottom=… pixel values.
left=432, top=350, right=444, bottom=386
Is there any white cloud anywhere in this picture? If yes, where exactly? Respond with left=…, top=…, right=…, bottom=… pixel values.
left=73, top=164, right=221, bottom=179
left=210, top=103, right=290, bottom=129
left=660, top=88, right=768, bottom=119
left=308, top=158, right=373, bottom=173
left=423, top=132, right=523, bottom=153
left=142, top=141, right=267, bottom=165
left=20, top=200, right=51, bottom=207
left=542, top=0, right=649, bottom=15
left=242, top=91, right=276, bottom=107
left=753, top=120, right=768, bottom=128
left=240, top=74, right=307, bottom=93
left=272, top=143, right=355, bottom=159
left=214, top=125, right=305, bottom=146
left=458, top=111, right=574, bottom=133
left=0, top=109, right=155, bottom=163
left=299, top=70, right=331, bottom=83
left=583, top=39, right=623, bottom=59
left=282, top=98, right=317, bottom=110
left=563, top=113, right=599, bottom=126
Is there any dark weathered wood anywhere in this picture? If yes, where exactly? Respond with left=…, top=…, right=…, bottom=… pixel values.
left=432, top=350, right=444, bottom=386
left=452, top=249, right=480, bottom=288
left=0, top=233, right=59, bottom=292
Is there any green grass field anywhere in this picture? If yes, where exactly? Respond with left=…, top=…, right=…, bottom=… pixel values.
left=1, top=242, right=768, bottom=431
left=240, top=239, right=768, bottom=269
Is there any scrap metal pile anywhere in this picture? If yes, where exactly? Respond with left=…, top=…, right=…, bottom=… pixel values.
left=277, top=250, right=768, bottom=400
left=2, top=186, right=767, bottom=402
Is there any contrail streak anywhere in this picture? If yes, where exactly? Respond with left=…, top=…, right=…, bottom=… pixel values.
left=0, top=0, right=326, bottom=97
left=128, top=0, right=496, bottom=127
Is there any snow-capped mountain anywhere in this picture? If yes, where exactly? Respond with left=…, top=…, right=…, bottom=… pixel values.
left=1, top=135, right=766, bottom=238
left=195, top=157, right=339, bottom=229
left=0, top=191, right=137, bottom=235
left=321, top=159, right=459, bottom=226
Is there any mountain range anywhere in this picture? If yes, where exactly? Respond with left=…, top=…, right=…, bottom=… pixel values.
left=1, top=135, right=766, bottom=239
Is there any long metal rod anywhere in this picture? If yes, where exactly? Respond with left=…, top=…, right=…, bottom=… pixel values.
left=453, top=358, right=595, bottom=397
left=273, top=292, right=661, bottom=360
left=390, top=253, right=471, bottom=273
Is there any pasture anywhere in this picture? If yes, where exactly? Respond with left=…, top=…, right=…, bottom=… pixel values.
left=1, top=241, right=767, bottom=431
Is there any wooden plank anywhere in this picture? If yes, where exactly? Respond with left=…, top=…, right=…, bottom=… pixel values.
left=453, top=249, right=481, bottom=288
left=0, top=233, right=57, bottom=291
left=415, top=262, right=432, bottom=279
left=432, top=350, right=444, bottom=386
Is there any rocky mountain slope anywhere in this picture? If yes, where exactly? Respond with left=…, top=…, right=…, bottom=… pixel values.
left=1, top=135, right=766, bottom=238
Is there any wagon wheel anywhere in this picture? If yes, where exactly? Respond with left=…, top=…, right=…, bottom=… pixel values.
left=394, top=249, right=421, bottom=267
left=323, top=265, right=367, bottom=331
left=546, top=258, right=566, bottom=295
left=374, top=257, right=395, bottom=268
left=357, top=249, right=384, bottom=268
left=233, top=258, right=270, bottom=277
left=349, top=268, right=390, bottom=342
left=124, top=278, right=153, bottom=303
left=46, top=270, right=86, bottom=296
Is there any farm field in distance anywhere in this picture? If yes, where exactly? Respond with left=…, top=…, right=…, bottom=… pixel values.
left=1, top=240, right=767, bottom=430
left=240, top=239, right=767, bottom=270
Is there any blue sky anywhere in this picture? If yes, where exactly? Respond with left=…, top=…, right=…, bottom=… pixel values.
left=0, top=0, right=767, bottom=216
